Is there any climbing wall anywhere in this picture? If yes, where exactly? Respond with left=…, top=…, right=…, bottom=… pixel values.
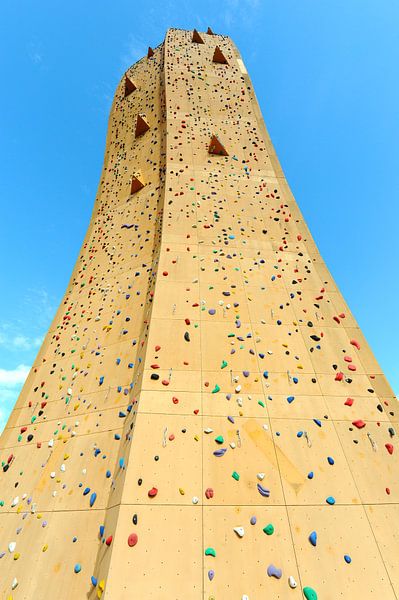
left=0, top=27, right=398, bottom=600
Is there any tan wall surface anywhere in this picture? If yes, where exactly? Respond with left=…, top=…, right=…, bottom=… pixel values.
left=0, top=27, right=397, bottom=600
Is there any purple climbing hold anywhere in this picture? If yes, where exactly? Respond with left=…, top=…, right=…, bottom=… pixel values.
left=208, top=309, right=216, bottom=315
left=208, top=569, right=215, bottom=581
left=250, top=516, right=257, bottom=525
left=267, top=564, right=282, bottom=579
left=257, top=483, right=270, bottom=497
left=213, top=448, right=227, bottom=457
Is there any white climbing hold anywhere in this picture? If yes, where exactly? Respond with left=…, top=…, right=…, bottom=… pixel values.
left=262, top=424, right=269, bottom=431
left=48, top=439, right=54, bottom=448
left=230, top=442, right=236, bottom=449
left=11, top=496, right=19, bottom=507
left=233, top=527, right=245, bottom=538
left=204, top=428, right=213, bottom=434
left=50, top=472, right=56, bottom=479
left=242, top=595, right=249, bottom=600
left=257, top=473, right=265, bottom=481
left=12, top=577, right=18, bottom=590
left=8, top=542, right=16, bottom=553
left=82, top=469, right=87, bottom=475
left=60, top=464, right=66, bottom=472
left=192, top=496, right=199, bottom=504
left=288, top=575, right=297, bottom=588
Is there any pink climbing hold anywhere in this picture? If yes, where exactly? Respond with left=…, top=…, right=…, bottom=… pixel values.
left=352, top=420, right=366, bottom=429
left=348, top=364, right=356, bottom=371
left=350, top=339, right=361, bottom=350
left=128, top=533, right=138, bottom=547
left=344, top=356, right=353, bottom=363
left=148, top=487, right=158, bottom=497
left=385, top=444, right=394, bottom=455
left=205, top=488, right=214, bottom=499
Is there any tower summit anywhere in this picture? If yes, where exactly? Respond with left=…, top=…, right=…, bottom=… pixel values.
left=1, top=27, right=398, bottom=600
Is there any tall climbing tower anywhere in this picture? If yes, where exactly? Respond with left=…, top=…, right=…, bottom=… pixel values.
left=1, top=27, right=398, bottom=600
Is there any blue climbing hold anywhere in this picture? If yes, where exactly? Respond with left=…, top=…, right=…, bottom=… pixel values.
left=309, top=531, right=317, bottom=546
left=90, top=492, right=97, bottom=507
left=344, top=555, right=352, bottom=564
left=327, top=456, right=335, bottom=465
left=326, top=496, right=335, bottom=505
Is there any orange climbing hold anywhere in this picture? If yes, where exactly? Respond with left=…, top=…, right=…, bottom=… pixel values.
left=207, top=27, right=215, bottom=35
left=212, top=46, right=228, bottom=64
left=135, top=115, right=150, bottom=138
left=208, top=134, right=228, bottom=156
left=192, top=29, right=204, bottom=44
left=147, top=47, right=154, bottom=58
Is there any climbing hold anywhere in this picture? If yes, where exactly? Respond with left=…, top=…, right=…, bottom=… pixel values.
left=184, top=331, right=190, bottom=342
left=267, top=564, right=282, bottom=579
left=90, top=492, right=97, bottom=507
left=148, top=487, right=158, bottom=497
left=105, top=536, right=113, bottom=546
left=74, top=563, right=81, bottom=574
left=257, top=483, right=270, bottom=497
left=250, top=516, right=257, bottom=525
left=385, top=443, right=394, bottom=455
left=303, top=586, right=318, bottom=600
left=205, top=488, right=214, bottom=499
left=128, top=533, right=138, bottom=547
left=309, top=531, right=317, bottom=546
left=327, top=456, right=335, bottom=465
left=289, top=575, right=298, bottom=588
left=344, top=554, right=352, bottom=564
left=211, top=384, right=220, bottom=394
left=208, top=569, right=215, bottom=581
left=205, top=547, right=216, bottom=557
left=326, top=496, right=335, bottom=505
left=233, top=527, right=245, bottom=538
left=263, top=524, right=274, bottom=535
left=352, top=420, right=366, bottom=429
left=308, top=471, right=314, bottom=479
left=232, top=471, right=240, bottom=481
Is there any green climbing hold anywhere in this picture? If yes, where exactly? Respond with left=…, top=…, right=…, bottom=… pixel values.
left=232, top=471, right=240, bottom=481
left=263, top=524, right=274, bottom=535
left=205, top=547, right=216, bottom=557
left=215, top=436, right=224, bottom=444
left=221, top=360, right=228, bottom=369
left=211, top=384, right=220, bottom=394
left=303, top=586, right=318, bottom=600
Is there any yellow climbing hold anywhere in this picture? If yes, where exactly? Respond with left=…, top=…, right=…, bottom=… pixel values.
left=179, top=488, right=185, bottom=495
left=14, top=552, right=20, bottom=560
left=42, top=544, right=48, bottom=552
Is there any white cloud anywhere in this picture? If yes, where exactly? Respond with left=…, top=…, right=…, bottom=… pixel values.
left=120, top=34, right=147, bottom=71
left=0, top=364, right=30, bottom=387
left=11, top=335, right=42, bottom=351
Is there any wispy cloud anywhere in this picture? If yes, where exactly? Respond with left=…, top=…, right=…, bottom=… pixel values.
left=221, top=0, right=261, bottom=29
left=0, top=367, right=30, bottom=432
left=27, top=41, right=44, bottom=66
left=0, top=364, right=30, bottom=386
left=120, top=34, right=147, bottom=71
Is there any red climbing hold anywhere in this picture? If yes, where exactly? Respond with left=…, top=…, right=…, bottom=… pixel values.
left=155, top=345, right=161, bottom=351
left=348, top=364, right=356, bottom=371
left=105, top=535, right=113, bottom=546
left=352, top=420, right=366, bottom=429
left=205, top=488, right=214, bottom=499
left=128, top=533, right=138, bottom=547
left=385, top=444, right=394, bottom=455
left=185, top=318, right=191, bottom=325
left=162, top=271, right=168, bottom=276
left=297, top=234, right=302, bottom=241
left=148, top=487, right=158, bottom=498
left=172, top=396, right=179, bottom=404
left=335, top=372, right=344, bottom=381
left=350, top=339, right=361, bottom=350
left=386, top=488, right=391, bottom=495
left=345, top=398, right=354, bottom=406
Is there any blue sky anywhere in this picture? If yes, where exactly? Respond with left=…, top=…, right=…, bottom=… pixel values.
left=1, top=0, right=398, bottom=431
